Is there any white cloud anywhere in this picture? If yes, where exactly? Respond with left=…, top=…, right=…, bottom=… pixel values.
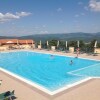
left=0, top=12, right=31, bottom=23
left=16, top=12, right=31, bottom=17
left=89, top=0, right=100, bottom=12
left=57, top=8, right=63, bottom=12
left=74, top=13, right=85, bottom=18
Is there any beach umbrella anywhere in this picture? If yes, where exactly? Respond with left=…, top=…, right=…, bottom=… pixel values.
left=40, top=40, right=41, bottom=45
left=47, top=41, right=49, bottom=46
left=66, top=41, right=67, bottom=48
left=6, top=41, right=13, bottom=44
left=77, top=41, right=79, bottom=48
left=57, top=41, right=59, bottom=47
left=94, top=41, right=97, bottom=48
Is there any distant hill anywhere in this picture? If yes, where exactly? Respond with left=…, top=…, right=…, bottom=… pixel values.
left=0, top=32, right=100, bottom=42
left=18, top=32, right=100, bottom=42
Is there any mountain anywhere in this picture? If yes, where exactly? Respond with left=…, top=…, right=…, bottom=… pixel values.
left=18, top=32, right=100, bottom=42
left=0, top=32, right=100, bottom=42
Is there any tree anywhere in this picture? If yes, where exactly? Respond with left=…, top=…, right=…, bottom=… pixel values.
left=49, top=40, right=57, bottom=46
left=79, top=40, right=85, bottom=51
left=58, top=41, right=65, bottom=50
left=69, top=41, right=77, bottom=47
left=98, top=42, right=100, bottom=48
left=89, top=39, right=96, bottom=52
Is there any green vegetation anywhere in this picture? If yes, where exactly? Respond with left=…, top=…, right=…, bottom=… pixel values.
left=39, top=39, right=100, bottom=53
left=0, top=32, right=100, bottom=42
left=0, top=33, right=100, bottom=53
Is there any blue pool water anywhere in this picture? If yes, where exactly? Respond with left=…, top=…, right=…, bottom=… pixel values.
left=0, top=51, right=100, bottom=91
left=72, top=63, right=100, bottom=77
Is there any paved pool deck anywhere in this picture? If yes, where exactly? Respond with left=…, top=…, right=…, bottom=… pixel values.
left=0, top=49, right=100, bottom=100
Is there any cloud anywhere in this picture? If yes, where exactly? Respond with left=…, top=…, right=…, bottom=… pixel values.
left=16, top=12, right=31, bottom=17
left=0, top=12, right=31, bottom=23
left=57, top=8, right=63, bottom=12
left=0, top=13, right=19, bottom=23
left=89, top=0, right=100, bottom=12
left=74, top=13, right=85, bottom=18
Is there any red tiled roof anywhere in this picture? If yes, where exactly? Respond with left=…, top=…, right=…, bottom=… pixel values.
left=18, top=40, right=34, bottom=44
left=0, top=39, right=18, bottom=44
left=0, top=39, right=35, bottom=44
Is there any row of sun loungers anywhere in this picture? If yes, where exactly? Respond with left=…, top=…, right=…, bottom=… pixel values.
left=0, top=45, right=33, bottom=51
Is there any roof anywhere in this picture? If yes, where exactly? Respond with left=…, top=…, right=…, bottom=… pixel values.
left=18, top=39, right=34, bottom=44
left=0, top=39, right=35, bottom=44
left=0, top=39, right=18, bottom=44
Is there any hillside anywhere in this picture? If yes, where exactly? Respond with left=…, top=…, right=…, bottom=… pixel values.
left=19, top=32, right=100, bottom=42
left=0, top=32, right=100, bottom=42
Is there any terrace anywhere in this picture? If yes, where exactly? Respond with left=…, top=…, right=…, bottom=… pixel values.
left=0, top=49, right=100, bottom=100
left=0, top=39, right=100, bottom=100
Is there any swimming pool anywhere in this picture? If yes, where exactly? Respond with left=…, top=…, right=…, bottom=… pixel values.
left=0, top=51, right=100, bottom=94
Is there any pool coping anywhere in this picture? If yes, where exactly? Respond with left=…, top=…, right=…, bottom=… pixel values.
left=0, top=67, right=92, bottom=95
left=1, top=49, right=100, bottom=61
left=0, top=50, right=100, bottom=96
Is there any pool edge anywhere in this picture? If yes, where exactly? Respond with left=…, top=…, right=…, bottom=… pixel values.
left=0, top=67, right=92, bottom=96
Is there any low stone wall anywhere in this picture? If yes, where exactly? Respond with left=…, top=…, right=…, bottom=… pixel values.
left=51, top=46, right=56, bottom=51
left=20, top=45, right=31, bottom=49
left=38, top=45, right=42, bottom=49
left=32, top=44, right=35, bottom=49
left=69, top=47, right=74, bottom=53
left=0, top=46, right=9, bottom=51
left=94, top=48, right=100, bottom=53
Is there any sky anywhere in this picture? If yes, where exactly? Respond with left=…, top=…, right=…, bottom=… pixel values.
left=0, top=0, right=100, bottom=36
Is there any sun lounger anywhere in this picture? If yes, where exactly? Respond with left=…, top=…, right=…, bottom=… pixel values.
left=0, top=90, right=16, bottom=100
